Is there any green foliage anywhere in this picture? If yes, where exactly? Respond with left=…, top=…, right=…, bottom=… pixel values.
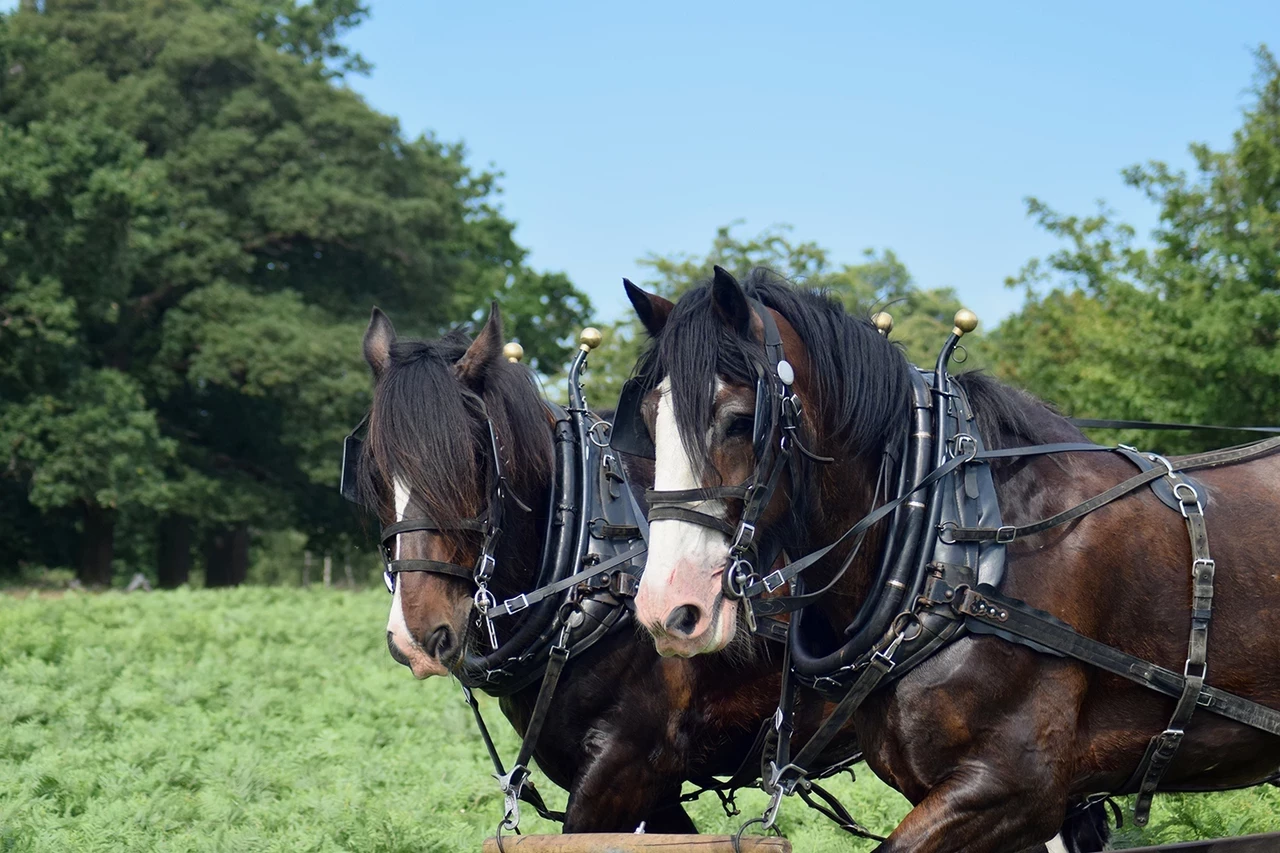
left=0, top=588, right=1274, bottom=850
left=579, top=223, right=977, bottom=407
left=0, top=0, right=589, bottom=582
left=995, top=47, right=1280, bottom=453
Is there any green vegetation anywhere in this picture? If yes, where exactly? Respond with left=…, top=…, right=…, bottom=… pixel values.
left=1, top=589, right=1277, bottom=851
left=0, top=0, right=591, bottom=588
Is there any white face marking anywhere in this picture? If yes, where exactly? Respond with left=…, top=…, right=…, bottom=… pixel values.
left=635, top=378, right=737, bottom=654
left=1046, top=835, right=1068, bottom=853
left=387, top=477, right=415, bottom=647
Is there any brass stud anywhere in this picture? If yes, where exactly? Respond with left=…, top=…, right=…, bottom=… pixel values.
left=502, top=342, right=525, bottom=363
left=871, top=311, right=894, bottom=335
left=579, top=327, right=603, bottom=352
left=953, top=308, right=978, bottom=337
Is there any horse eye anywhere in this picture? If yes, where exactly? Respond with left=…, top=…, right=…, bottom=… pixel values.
left=726, top=416, right=754, bottom=439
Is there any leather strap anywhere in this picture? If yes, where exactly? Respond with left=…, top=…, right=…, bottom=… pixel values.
left=487, top=542, right=647, bottom=619
left=946, top=436, right=1280, bottom=544
left=385, top=558, right=474, bottom=582
left=1069, top=417, right=1280, bottom=434
left=952, top=585, right=1280, bottom=738
left=648, top=505, right=737, bottom=537
left=381, top=517, right=487, bottom=538
left=646, top=485, right=751, bottom=504
left=1130, top=472, right=1215, bottom=826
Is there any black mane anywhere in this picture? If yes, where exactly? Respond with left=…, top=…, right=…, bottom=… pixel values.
left=358, top=329, right=552, bottom=547
left=634, top=268, right=915, bottom=469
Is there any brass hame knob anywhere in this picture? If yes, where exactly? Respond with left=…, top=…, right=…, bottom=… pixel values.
left=953, top=308, right=978, bottom=337
left=871, top=312, right=894, bottom=335
left=502, top=342, right=525, bottom=363
left=579, top=327, right=603, bottom=352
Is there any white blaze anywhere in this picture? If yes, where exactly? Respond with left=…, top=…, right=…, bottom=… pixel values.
left=1046, top=835, right=1067, bottom=853
left=637, top=379, right=732, bottom=641
left=386, top=477, right=415, bottom=645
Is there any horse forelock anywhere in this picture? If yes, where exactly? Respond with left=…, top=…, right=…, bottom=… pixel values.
left=636, top=268, right=915, bottom=477
left=358, top=328, right=552, bottom=547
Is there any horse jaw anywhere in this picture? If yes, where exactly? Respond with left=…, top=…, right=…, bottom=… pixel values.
left=636, top=380, right=740, bottom=656
left=385, top=477, right=448, bottom=678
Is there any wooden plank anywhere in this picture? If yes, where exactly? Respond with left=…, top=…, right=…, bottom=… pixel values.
left=481, top=834, right=791, bottom=853
left=1122, top=832, right=1280, bottom=852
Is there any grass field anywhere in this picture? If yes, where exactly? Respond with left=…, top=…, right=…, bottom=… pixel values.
left=1, top=588, right=1277, bottom=852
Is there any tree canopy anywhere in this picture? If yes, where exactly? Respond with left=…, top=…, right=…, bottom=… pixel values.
left=0, top=0, right=590, bottom=585
left=993, top=47, right=1280, bottom=452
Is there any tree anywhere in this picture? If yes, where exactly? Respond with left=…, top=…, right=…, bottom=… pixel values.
left=993, top=47, right=1280, bottom=452
left=0, top=0, right=589, bottom=585
left=579, top=223, right=974, bottom=407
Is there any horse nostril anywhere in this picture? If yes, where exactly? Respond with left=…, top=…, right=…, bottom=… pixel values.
left=664, top=604, right=701, bottom=638
left=386, top=631, right=410, bottom=667
left=423, top=626, right=453, bottom=661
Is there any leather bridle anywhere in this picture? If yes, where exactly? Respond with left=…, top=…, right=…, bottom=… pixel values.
left=340, top=399, right=523, bottom=645
left=612, top=298, right=814, bottom=626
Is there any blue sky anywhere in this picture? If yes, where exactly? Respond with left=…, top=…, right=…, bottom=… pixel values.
left=342, top=1, right=1278, bottom=327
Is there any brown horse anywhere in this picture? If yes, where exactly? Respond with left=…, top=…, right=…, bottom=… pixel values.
left=623, top=268, right=1280, bottom=852
left=355, top=305, right=862, bottom=833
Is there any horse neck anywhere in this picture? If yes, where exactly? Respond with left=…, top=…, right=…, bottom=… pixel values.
left=803, top=451, right=889, bottom=630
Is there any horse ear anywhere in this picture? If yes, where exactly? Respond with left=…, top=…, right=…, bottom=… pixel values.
left=456, top=302, right=504, bottom=388
left=623, top=278, right=674, bottom=338
left=711, top=266, right=751, bottom=334
left=363, top=307, right=397, bottom=380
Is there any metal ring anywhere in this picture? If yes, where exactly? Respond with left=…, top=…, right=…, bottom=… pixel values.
left=588, top=419, right=612, bottom=448
left=890, top=610, right=924, bottom=643
left=937, top=521, right=958, bottom=545
left=473, top=587, right=496, bottom=612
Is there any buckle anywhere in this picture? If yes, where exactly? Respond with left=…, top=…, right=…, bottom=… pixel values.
left=502, top=593, right=531, bottom=614
left=731, top=521, right=757, bottom=552
left=1184, top=660, right=1207, bottom=681
left=995, top=525, right=1017, bottom=544
left=610, top=572, right=640, bottom=598
left=474, top=552, right=497, bottom=582
left=762, top=570, right=787, bottom=593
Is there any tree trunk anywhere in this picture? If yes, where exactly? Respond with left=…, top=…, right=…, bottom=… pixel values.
left=156, top=516, right=192, bottom=589
left=204, top=524, right=249, bottom=588
left=323, top=553, right=332, bottom=588
left=78, top=503, right=115, bottom=588
left=302, top=550, right=312, bottom=587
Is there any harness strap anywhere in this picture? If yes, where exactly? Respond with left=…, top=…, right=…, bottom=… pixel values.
left=381, top=517, right=487, bottom=537
left=1129, top=473, right=1215, bottom=826
left=646, top=485, right=751, bottom=504
left=498, top=631, right=574, bottom=830
left=384, top=559, right=475, bottom=582
left=1069, top=417, right=1280, bottom=434
left=944, top=436, right=1280, bottom=543
left=949, top=585, right=1280, bottom=738
left=944, top=465, right=1168, bottom=543
left=740, top=450, right=972, bottom=601
left=461, top=684, right=566, bottom=823
left=648, top=506, right=737, bottom=537
left=487, top=542, right=647, bottom=619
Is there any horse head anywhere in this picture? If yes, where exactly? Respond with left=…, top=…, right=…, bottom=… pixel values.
left=625, top=268, right=909, bottom=656
left=359, top=305, right=551, bottom=677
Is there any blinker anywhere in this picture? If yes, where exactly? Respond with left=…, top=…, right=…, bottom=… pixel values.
left=340, top=413, right=369, bottom=505
left=609, top=377, right=656, bottom=459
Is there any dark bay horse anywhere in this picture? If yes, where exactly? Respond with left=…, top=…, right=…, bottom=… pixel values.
left=356, top=305, right=861, bottom=832
left=623, top=268, right=1280, bottom=852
